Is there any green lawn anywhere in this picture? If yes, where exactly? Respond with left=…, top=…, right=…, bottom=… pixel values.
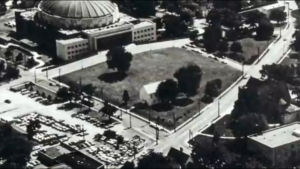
left=226, top=38, right=274, bottom=64
left=59, top=48, right=240, bottom=129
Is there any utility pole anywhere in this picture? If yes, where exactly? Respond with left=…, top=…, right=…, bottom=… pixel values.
left=129, top=110, right=132, bottom=128
left=58, top=68, right=61, bottom=80
left=46, top=66, right=48, bottom=79
left=155, top=119, right=159, bottom=145
left=173, top=112, right=176, bottom=132
left=242, top=62, right=244, bottom=75
left=218, top=100, right=220, bottom=117
left=82, top=125, right=85, bottom=141
left=34, top=69, right=36, bottom=83
left=101, top=87, right=104, bottom=100
left=148, top=106, right=150, bottom=124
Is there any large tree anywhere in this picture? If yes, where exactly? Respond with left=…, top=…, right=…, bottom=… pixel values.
left=131, top=1, right=157, bottom=17
left=269, top=9, right=287, bottom=24
left=0, top=124, right=33, bottom=169
left=4, top=65, right=19, bottom=80
left=163, top=14, right=188, bottom=37
left=122, top=90, right=130, bottom=106
left=203, top=25, right=223, bottom=52
left=56, top=87, right=72, bottom=102
left=230, top=41, right=243, bottom=53
left=137, top=152, right=180, bottom=169
left=174, top=63, right=202, bottom=95
left=218, top=40, right=229, bottom=56
left=232, top=113, right=268, bottom=138
left=155, top=79, right=178, bottom=104
left=106, top=46, right=133, bottom=74
left=26, top=120, right=41, bottom=140
left=256, top=19, right=274, bottom=40
left=100, top=101, right=116, bottom=121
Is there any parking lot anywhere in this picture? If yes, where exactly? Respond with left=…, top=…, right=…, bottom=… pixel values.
left=0, top=88, right=155, bottom=168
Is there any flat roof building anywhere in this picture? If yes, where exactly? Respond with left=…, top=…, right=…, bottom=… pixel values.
left=248, top=122, right=300, bottom=167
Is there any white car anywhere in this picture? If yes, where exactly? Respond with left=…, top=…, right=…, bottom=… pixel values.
left=243, top=74, right=250, bottom=79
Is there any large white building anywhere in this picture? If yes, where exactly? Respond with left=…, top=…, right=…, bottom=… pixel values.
left=248, top=122, right=300, bottom=167
left=15, top=0, right=157, bottom=61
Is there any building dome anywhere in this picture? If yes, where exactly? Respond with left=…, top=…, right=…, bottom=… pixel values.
left=37, top=0, right=120, bottom=29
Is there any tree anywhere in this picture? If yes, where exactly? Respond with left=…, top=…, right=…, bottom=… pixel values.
left=0, top=132, right=33, bottom=169
left=116, top=135, right=124, bottom=149
left=230, top=41, right=243, bottom=53
left=56, top=87, right=72, bottom=102
left=122, top=90, right=130, bottom=106
left=26, top=57, right=35, bottom=68
left=4, top=65, right=19, bottom=80
left=155, top=79, right=178, bottom=104
left=206, top=9, right=221, bottom=25
left=4, top=49, right=12, bottom=61
left=0, top=60, right=4, bottom=73
left=269, top=9, right=286, bottom=24
left=103, top=130, right=116, bottom=139
left=101, top=101, right=116, bottom=121
left=256, top=19, right=274, bottom=40
left=47, top=95, right=52, bottom=101
left=163, top=14, right=188, bottom=37
left=131, top=1, right=156, bottom=17
left=26, top=119, right=41, bottom=140
left=203, top=25, right=222, bottom=52
left=218, top=40, right=229, bottom=56
left=232, top=113, right=268, bottom=138
left=204, top=80, right=221, bottom=97
left=180, top=8, right=194, bottom=25
left=81, top=84, right=95, bottom=100
left=121, top=161, right=135, bottom=169
left=174, top=64, right=202, bottom=95
left=15, top=53, right=23, bottom=63
left=245, top=10, right=267, bottom=28
left=136, top=152, right=180, bottom=169
left=106, top=46, right=133, bottom=74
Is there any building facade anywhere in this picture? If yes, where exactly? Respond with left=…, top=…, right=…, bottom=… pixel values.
left=140, top=81, right=162, bottom=105
left=133, top=20, right=156, bottom=43
left=248, top=122, right=300, bottom=167
left=15, top=0, right=157, bottom=61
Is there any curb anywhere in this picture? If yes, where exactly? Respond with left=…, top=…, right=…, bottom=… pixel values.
left=254, top=35, right=280, bottom=65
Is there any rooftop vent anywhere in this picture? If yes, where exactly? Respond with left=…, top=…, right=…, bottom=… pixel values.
left=292, top=129, right=300, bottom=137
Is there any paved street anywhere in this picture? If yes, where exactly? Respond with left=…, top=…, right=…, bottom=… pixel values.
left=0, top=0, right=297, bottom=160
left=151, top=0, right=298, bottom=155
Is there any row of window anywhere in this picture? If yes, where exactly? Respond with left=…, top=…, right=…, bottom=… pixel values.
left=135, top=33, right=155, bottom=39
left=67, top=43, right=89, bottom=49
left=67, top=48, right=87, bottom=55
left=135, top=27, right=154, bottom=34
left=135, top=37, right=155, bottom=42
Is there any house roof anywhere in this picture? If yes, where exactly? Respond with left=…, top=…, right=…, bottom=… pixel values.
left=142, top=81, right=162, bottom=95
left=167, top=147, right=190, bottom=167
left=286, top=104, right=300, bottom=114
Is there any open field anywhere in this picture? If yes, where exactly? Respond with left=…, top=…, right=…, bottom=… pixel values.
left=226, top=37, right=274, bottom=64
left=59, top=47, right=240, bottom=129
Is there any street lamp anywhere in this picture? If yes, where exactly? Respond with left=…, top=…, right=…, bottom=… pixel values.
left=218, top=100, right=220, bottom=117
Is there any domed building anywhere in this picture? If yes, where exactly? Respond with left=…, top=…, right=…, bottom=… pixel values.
left=14, top=0, right=157, bottom=61
left=37, top=1, right=120, bottom=29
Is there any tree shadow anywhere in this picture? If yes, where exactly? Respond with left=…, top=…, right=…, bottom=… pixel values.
left=98, top=72, right=127, bottom=83
left=151, top=102, right=173, bottom=112
left=173, top=98, right=194, bottom=107
left=57, top=102, right=81, bottom=111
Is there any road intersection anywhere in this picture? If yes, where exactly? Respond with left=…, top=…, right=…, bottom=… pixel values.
left=0, top=0, right=298, bottom=159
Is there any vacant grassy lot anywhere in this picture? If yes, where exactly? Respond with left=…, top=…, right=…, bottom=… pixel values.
left=227, top=38, right=274, bottom=64
left=60, top=48, right=240, bottom=129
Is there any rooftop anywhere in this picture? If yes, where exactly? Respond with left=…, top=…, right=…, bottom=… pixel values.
left=133, top=21, right=155, bottom=29
left=286, top=104, right=300, bottom=114
left=56, top=38, right=88, bottom=45
left=49, top=163, right=71, bottom=169
left=249, top=122, right=300, bottom=148
left=56, top=151, right=104, bottom=169
left=142, top=81, right=162, bottom=95
left=167, top=147, right=190, bottom=167
left=20, top=9, right=37, bottom=21
left=41, top=145, right=70, bottom=159
left=82, top=21, right=132, bottom=34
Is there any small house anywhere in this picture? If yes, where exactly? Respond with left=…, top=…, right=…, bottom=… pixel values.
left=139, top=81, right=162, bottom=105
